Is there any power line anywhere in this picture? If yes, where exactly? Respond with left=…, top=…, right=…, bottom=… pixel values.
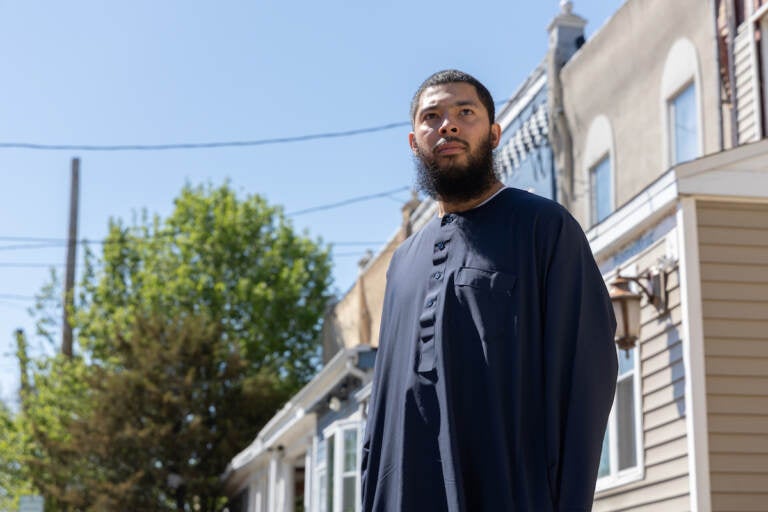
left=287, top=186, right=410, bottom=216
left=0, top=243, right=376, bottom=266
left=0, top=122, right=410, bottom=152
left=0, top=99, right=510, bottom=152
left=0, top=185, right=413, bottom=252
left=0, top=240, right=387, bottom=253
left=0, top=237, right=64, bottom=243
left=0, top=237, right=385, bottom=246
left=0, top=294, right=36, bottom=301
left=0, top=300, right=30, bottom=310
left=0, top=242, right=69, bottom=252
left=0, top=263, right=66, bottom=268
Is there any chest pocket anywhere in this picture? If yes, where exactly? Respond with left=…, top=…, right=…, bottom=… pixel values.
left=454, top=267, right=517, bottom=347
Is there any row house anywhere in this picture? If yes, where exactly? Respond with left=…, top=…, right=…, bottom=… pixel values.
left=225, top=1, right=768, bottom=510
left=559, top=0, right=768, bottom=509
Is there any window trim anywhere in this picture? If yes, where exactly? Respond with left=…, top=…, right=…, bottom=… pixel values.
left=339, top=427, right=359, bottom=512
left=668, top=81, right=700, bottom=166
left=314, top=434, right=329, bottom=512
left=582, top=115, right=616, bottom=227
left=595, top=345, right=645, bottom=493
left=589, top=154, right=613, bottom=226
left=660, top=38, right=702, bottom=170
left=757, top=12, right=768, bottom=138
left=319, top=419, right=363, bottom=512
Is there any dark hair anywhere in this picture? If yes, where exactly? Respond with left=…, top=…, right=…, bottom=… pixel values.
left=409, top=69, right=495, bottom=125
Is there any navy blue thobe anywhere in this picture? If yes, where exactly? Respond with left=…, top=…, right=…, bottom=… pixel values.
left=361, top=187, right=617, bottom=511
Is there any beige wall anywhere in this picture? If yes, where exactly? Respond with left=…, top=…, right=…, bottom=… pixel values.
left=561, top=0, right=720, bottom=228
left=698, top=200, right=768, bottom=510
left=320, top=228, right=408, bottom=362
left=594, top=233, right=691, bottom=510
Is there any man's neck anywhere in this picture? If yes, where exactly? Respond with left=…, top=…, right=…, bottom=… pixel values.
left=437, top=180, right=504, bottom=216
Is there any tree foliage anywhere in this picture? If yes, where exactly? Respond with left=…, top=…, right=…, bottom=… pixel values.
left=77, top=183, right=332, bottom=387
left=0, top=400, right=34, bottom=512
left=7, top=183, right=333, bottom=510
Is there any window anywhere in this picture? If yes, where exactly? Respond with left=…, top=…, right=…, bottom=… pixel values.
left=590, top=155, right=612, bottom=225
left=582, top=115, right=614, bottom=227
left=316, top=423, right=361, bottom=512
left=661, top=39, right=701, bottom=168
left=669, top=83, right=699, bottom=165
left=341, top=429, right=358, bottom=512
left=327, top=435, right=335, bottom=512
left=315, top=435, right=333, bottom=512
left=597, top=348, right=642, bottom=489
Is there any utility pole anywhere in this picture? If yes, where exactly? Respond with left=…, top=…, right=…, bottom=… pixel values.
left=15, top=328, right=30, bottom=410
left=62, top=157, right=79, bottom=357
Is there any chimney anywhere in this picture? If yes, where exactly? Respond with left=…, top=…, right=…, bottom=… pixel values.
left=356, top=250, right=374, bottom=345
left=400, top=190, right=421, bottom=240
left=547, top=0, right=587, bottom=210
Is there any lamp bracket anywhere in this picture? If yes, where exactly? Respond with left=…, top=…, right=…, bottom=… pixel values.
left=616, top=268, right=669, bottom=313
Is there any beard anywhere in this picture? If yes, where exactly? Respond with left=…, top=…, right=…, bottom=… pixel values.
left=414, top=134, right=498, bottom=203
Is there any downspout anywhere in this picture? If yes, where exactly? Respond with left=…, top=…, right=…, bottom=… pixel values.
left=725, top=0, right=740, bottom=147
left=713, top=0, right=725, bottom=151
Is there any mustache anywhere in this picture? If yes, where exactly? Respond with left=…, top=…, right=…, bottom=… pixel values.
left=432, top=136, right=468, bottom=152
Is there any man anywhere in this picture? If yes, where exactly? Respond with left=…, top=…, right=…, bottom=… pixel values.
left=360, top=70, right=618, bottom=511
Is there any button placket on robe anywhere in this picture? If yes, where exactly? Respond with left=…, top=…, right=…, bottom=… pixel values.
left=416, top=215, right=457, bottom=374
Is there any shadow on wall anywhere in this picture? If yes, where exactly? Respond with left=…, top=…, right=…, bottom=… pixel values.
left=665, top=323, right=686, bottom=417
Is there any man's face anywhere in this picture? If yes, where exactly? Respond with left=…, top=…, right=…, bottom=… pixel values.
left=409, top=82, right=501, bottom=202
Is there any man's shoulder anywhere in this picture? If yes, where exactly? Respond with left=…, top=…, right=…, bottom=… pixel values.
left=388, top=217, right=437, bottom=268
left=495, top=187, right=573, bottom=226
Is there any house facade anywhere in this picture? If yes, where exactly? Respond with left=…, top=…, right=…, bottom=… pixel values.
left=559, top=0, right=768, bottom=509
left=225, top=1, right=768, bottom=510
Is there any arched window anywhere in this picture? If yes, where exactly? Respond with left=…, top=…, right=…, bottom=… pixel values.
left=661, top=38, right=703, bottom=167
left=582, top=115, right=615, bottom=226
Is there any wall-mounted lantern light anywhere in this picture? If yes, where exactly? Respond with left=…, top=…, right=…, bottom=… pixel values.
left=328, top=396, right=342, bottom=412
left=608, top=264, right=671, bottom=356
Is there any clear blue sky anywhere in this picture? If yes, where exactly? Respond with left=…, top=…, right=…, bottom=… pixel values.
left=0, top=1, right=625, bottom=406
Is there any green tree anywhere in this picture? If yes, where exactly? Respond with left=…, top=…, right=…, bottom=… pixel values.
left=54, top=313, right=291, bottom=511
left=12, top=183, right=333, bottom=510
left=0, top=401, right=34, bottom=512
left=77, top=183, right=332, bottom=388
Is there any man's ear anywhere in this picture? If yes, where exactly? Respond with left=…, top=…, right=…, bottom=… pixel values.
left=408, top=132, right=418, bottom=154
left=490, top=123, right=502, bottom=149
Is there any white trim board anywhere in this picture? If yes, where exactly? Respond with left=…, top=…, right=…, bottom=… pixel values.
left=587, top=169, right=678, bottom=259
left=676, top=198, right=712, bottom=512
left=224, top=347, right=373, bottom=485
left=588, top=140, right=768, bottom=260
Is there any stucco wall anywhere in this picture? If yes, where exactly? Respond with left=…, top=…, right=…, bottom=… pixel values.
left=321, top=236, right=399, bottom=362
left=561, top=0, right=720, bottom=228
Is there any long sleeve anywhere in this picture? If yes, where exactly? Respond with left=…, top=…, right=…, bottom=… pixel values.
left=542, top=211, right=618, bottom=511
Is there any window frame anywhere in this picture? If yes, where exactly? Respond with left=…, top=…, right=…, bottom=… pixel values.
left=668, top=82, right=700, bottom=165
left=339, top=427, right=359, bottom=512
left=581, top=115, right=615, bottom=228
left=318, top=420, right=363, bottom=512
left=314, top=434, right=330, bottom=512
left=589, top=154, right=613, bottom=226
left=660, top=38, right=702, bottom=170
left=595, top=345, right=645, bottom=492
